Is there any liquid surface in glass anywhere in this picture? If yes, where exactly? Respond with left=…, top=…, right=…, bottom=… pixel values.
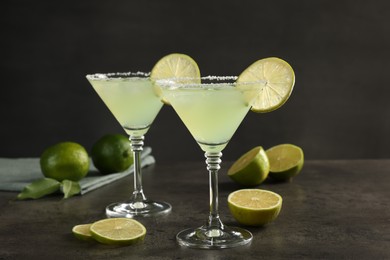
left=89, top=77, right=163, bottom=136
left=163, top=84, right=251, bottom=152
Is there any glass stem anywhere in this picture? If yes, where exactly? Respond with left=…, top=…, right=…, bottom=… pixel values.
left=205, top=152, right=224, bottom=231
left=130, top=135, right=147, bottom=204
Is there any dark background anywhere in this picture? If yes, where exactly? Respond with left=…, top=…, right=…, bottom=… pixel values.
left=1, top=0, right=389, bottom=162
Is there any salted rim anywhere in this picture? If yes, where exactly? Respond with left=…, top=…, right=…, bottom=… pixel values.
left=86, top=71, right=150, bottom=81
left=156, top=75, right=267, bottom=89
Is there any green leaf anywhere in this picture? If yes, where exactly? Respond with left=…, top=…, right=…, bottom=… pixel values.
left=17, top=178, right=60, bottom=200
left=61, top=180, right=81, bottom=199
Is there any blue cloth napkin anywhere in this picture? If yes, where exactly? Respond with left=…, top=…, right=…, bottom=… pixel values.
left=0, top=147, right=155, bottom=194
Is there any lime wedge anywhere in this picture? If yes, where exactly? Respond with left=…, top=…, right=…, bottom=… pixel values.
left=266, top=144, right=304, bottom=181
left=237, top=57, right=295, bottom=113
left=151, top=53, right=201, bottom=104
left=228, top=189, right=282, bottom=226
left=90, top=218, right=146, bottom=245
left=228, top=146, right=270, bottom=187
left=72, top=224, right=93, bottom=241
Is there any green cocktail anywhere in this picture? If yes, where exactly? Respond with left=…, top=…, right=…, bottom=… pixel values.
left=159, top=76, right=257, bottom=249
left=163, top=79, right=252, bottom=152
left=87, top=72, right=171, bottom=218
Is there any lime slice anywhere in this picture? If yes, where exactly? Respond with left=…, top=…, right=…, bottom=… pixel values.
left=228, top=189, right=282, bottom=226
left=72, top=223, right=93, bottom=241
left=266, top=144, right=304, bottom=181
left=227, top=146, right=270, bottom=187
left=151, top=53, right=201, bottom=104
left=237, top=57, right=295, bottom=113
left=90, top=218, right=146, bottom=245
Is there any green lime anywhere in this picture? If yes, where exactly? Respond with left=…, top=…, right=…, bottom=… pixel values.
left=237, top=57, right=295, bottom=113
left=40, top=142, right=90, bottom=182
left=265, top=144, right=304, bottom=181
left=228, top=189, right=282, bottom=226
left=72, top=224, right=93, bottom=241
left=228, top=146, right=270, bottom=187
left=151, top=53, right=201, bottom=105
left=91, top=134, right=133, bottom=174
left=90, top=218, right=146, bottom=245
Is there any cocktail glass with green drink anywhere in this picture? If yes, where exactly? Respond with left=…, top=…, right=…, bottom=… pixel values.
left=86, top=72, right=171, bottom=218
left=157, top=57, right=295, bottom=249
left=158, top=76, right=258, bottom=248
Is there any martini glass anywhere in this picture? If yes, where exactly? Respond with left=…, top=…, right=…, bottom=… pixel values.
left=86, top=72, right=171, bottom=218
left=158, top=76, right=260, bottom=249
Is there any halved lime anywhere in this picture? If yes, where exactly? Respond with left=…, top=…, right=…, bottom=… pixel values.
left=72, top=223, right=93, bottom=241
left=151, top=53, right=201, bottom=104
left=237, top=57, right=295, bottom=113
left=266, top=144, right=304, bottom=181
left=90, top=218, right=146, bottom=245
left=228, top=189, right=282, bottom=226
left=227, top=146, right=270, bottom=187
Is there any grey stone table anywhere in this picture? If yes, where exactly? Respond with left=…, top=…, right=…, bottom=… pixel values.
left=0, top=160, right=389, bottom=259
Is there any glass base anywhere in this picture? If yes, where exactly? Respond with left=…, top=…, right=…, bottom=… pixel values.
left=176, top=225, right=253, bottom=249
left=106, top=200, right=172, bottom=218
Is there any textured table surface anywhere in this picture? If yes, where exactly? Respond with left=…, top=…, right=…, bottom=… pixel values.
left=0, top=159, right=389, bottom=259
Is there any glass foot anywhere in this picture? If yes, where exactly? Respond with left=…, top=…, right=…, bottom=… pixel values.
left=176, top=225, right=253, bottom=249
left=106, top=200, right=172, bottom=218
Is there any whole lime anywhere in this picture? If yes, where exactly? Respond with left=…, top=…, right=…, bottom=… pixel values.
left=40, top=142, right=90, bottom=181
left=91, top=134, right=133, bottom=174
